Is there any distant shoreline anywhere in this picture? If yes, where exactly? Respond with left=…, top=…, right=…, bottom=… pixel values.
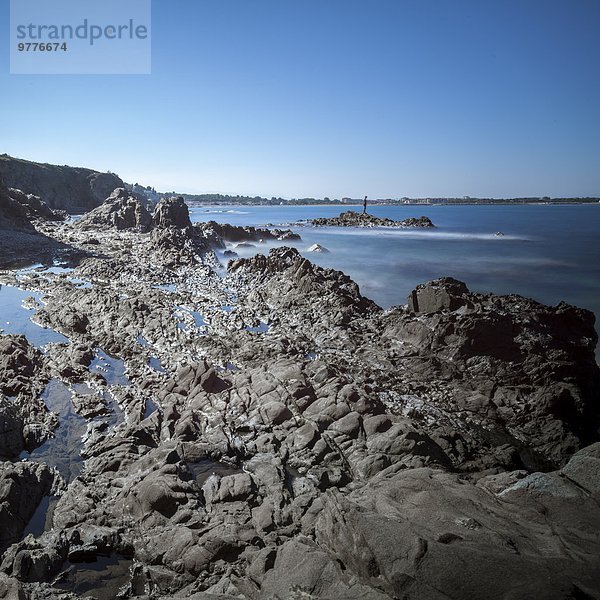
left=187, top=201, right=600, bottom=208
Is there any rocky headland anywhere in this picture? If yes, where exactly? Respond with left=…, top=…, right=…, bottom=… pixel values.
left=309, top=211, right=435, bottom=228
left=0, top=155, right=124, bottom=214
left=0, top=187, right=599, bottom=600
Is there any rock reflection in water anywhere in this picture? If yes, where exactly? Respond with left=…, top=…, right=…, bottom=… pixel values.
left=143, top=398, right=160, bottom=419
left=148, top=356, right=166, bottom=374
left=0, top=284, right=69, bottom=347
left=20, top=379, right=86, bottom=482
left=22, top=495, right=60, bottom=538
left=187, top=458, right=241, bottom=487
left=54, top=554, right=133, bottom=600
left=90, top=348, right=131, bottom=386
left=245, top=321, right=269, bottom=333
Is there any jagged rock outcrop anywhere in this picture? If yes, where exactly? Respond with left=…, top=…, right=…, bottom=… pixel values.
left=7, top=188, right=64, bottom=222
left=153, top=196, right=193, bottom=230
left=307, top=243, right=330, bottom=253
left=147, top=197, right=224, bottom=266
left=196, top=221, right=301, bottom=246
left=310, top=210, right=434, bottom=228
left=0, top=179, right=33, bottom=231
left=381, top=278, right=600, bottom=467
left=150, top=226, right=210, bottom=267
left=0, top=154, right=124, bottom=213
left=229, top=247, right=380, bottom=327
left=76, top=188, right=153, bottom=232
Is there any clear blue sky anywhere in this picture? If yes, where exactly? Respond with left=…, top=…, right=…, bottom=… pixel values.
left=1, top=0, right=599, bottom=198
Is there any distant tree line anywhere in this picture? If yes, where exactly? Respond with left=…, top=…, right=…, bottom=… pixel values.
left=159, top=192, right=600, bottom=206
left=159, top=193, right=345, bottom=206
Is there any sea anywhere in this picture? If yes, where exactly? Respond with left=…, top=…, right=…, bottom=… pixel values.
left=190, top=204, right=600, bottom=349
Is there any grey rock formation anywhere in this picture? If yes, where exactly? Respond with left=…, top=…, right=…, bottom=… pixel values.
left=153, top=196, right=193, bottom=230
left=7, top=188, right=64, bottom=222
left=310, top=453, right=600, bottom=600
left=196, top=221, right=301, bottom=245
left=0, top=178, right=83, bottom=268
left=229, top=247, right=380, bottom=325
left=408, top=277, right=469, bottom=313
left=0, top=335, right=56, bottom=458
left=0, top=572, right=26, bottom=599
left=77, top=188, right=153, bottom=232
left=310, top=210, right=435, bottom=228
left=388, top=278, right=600, bottom=467
left=0, top=179, right=34, bottom=231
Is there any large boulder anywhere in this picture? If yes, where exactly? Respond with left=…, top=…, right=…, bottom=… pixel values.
left=408, top=277, right=469, bottom=314
left=153, top=196, right=192, bottom=229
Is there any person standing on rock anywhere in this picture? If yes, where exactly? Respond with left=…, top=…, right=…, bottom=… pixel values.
left=363, top=195, right=368, bottom=214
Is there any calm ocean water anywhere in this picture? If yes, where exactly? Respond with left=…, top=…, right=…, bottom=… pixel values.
left=190, top=204, right=600, bottom=347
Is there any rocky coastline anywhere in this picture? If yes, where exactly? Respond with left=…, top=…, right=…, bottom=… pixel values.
left=1, top=187, right=599, bottom=599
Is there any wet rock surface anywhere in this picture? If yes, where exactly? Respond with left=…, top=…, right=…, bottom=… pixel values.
left=0, top=461, right=62, bottom=554
left=0, top=335, right=56, bottom=458
left=0, top=196, right=599, bottom=599
left=309, top=210, right=435, bottom=228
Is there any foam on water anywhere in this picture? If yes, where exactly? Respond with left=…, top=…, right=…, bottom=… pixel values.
left=310, top=226, right=531, bottom=242
left=198, top=209, right=250, bottom=215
